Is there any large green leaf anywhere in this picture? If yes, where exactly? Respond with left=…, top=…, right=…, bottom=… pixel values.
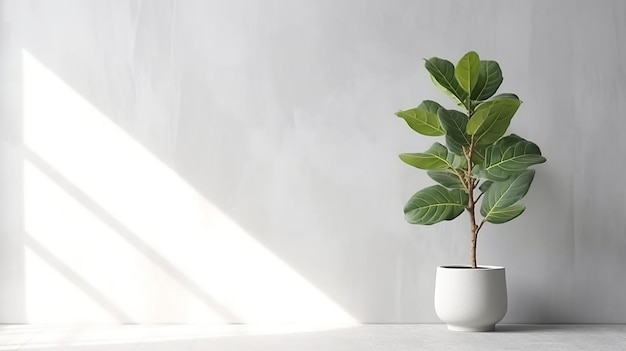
left=427, top=170, right=465, bottom=190
left=399, top=142, right=452, bottom=170
left=480, top=169, right=535, bottom=223
left=455, top=51, right=480, bottom=96
left=424, top=57, right=468, bottom=106
left=483, top=204, right=526, bottom=224
left=473, top=163, right=507, bottom=181
left=471, top=61, right=503, bottom=101
left=437, top=108, right=470, bottom=157
left=396, top=100, right=446, bottom=136
left=466, top=95, right=521, bottom=145
left=404, top=185, right=468, bottom=225
left=483, top=135, right=546, bottom=180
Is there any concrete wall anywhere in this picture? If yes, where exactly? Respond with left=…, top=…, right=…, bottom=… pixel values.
left=1, top=0, right=625, bottom=323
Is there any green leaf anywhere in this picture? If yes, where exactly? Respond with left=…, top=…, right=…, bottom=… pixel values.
left=424, top=57, right=468, bottom=107
left=396, top=100, right=446, bottom=136
left=399, top=142, right=452, bottom=170
left=435, top=107, right=486, bottom=164
left=483, top=204, right=526, bottom=224
left=427, top=170, right=465, bottom=190
left=483, top=135, right=546, bottom=180
left=472, top=144, right=487, bottom=165
left=473, top=163, right=507, bottom=181
left=479, top=180, right=493, bottom=193
left=466, top=96, right=521, bottom=145
left=480, top=169, right=535, bottom=223
left=404, top=185, right=468, bottom=225
left=437, top=108, right=470, bottom=157
left=471, top=61, right=503, bottom=101
left=447, top=152, right=468, bottom=170
left=492, top=93, right=519, bottom=100
left=455, top=51, right=480, bottom=96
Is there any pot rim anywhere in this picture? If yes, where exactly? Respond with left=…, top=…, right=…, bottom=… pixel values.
left=438, top=264, right=505, bottom=270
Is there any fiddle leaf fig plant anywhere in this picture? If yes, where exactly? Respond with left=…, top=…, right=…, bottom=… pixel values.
left=396, top=51, right=545, bottom=268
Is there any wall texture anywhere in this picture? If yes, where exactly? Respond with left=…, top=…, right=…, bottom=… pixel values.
left=1, top=0, right=625, bottom=323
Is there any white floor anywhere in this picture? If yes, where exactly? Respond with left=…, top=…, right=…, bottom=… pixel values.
left=0, top=324, right=625, bottom=351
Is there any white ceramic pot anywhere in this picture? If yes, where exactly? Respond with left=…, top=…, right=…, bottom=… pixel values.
left=434, top=265, right=507, bottom=332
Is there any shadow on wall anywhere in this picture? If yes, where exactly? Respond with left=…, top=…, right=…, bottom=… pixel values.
left=20, top=50, right=357, bottom=325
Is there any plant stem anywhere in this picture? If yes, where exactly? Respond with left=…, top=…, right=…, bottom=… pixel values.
left=469, top=201, right=478, bottom=268
left=465, top=141, right=478, bottom=268
left=465, top=100, right=479, bottom=269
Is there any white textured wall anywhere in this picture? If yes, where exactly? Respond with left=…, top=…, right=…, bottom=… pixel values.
left=1, top=0, right=625, bottom=323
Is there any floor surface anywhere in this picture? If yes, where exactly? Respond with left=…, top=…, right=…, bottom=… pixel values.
left=0, top=324, right=625, bottom=350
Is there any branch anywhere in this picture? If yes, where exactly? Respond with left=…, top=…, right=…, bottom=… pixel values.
left=476, top=219, right=486, bottom=236
left=453, top=168, right=469, bottom=192
left=475, top=191, right=485, bottom=203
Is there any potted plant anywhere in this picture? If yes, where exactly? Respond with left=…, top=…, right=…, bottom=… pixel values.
left=395, top=51, right=545, bottom=331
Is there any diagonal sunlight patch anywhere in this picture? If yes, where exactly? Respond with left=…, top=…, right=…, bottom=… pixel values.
left=22, top=49, right=357, bottom=326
